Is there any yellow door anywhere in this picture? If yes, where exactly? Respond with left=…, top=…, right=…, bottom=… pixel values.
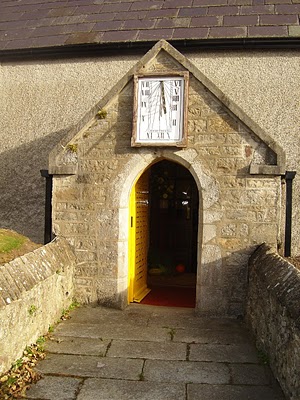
left=128, top=170, right=151, bottom=303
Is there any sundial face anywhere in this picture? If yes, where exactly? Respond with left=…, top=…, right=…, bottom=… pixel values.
left=132, top=73, right=188, bottom=147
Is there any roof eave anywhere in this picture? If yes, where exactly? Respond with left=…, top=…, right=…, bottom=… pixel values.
left=1, top=37, right=300, bottom=61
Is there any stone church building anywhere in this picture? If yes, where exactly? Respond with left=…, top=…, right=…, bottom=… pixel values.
left=1, top=1, right=300, bottom=315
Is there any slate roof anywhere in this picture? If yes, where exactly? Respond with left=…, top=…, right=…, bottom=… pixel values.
left=0, top=0, right=300, bottom=52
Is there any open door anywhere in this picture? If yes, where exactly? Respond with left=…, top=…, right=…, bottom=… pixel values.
left=128, top=169, right=151, bottom=303
left=149, top=160, right=199, bottom=274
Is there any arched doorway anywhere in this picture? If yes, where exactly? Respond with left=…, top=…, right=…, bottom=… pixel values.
left=128, top=159, right=199, bottom=307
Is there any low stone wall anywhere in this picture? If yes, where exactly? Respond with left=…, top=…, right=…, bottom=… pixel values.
left=0, top=237, right=75, bottom=375
left=246, top=244, right=300, bottom=400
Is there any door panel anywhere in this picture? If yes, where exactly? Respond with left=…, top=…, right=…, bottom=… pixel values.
left=128, top=170, right=151, bottom=303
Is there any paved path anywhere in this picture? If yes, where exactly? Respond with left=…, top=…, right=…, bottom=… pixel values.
left=25, top=304, right=285, bottom=400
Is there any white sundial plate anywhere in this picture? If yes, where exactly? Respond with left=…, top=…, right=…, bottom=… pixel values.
left=132, top=74, right=188, bottom=147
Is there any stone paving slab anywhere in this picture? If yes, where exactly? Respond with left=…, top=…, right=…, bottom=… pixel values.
left=174, top=327, right=250, bottom=344
left=107, top=339, right=187, bottom=360
left=230, top=363, right=271, bottom=385
left=148, top=313, right=243, bottom=330
left=26, top=376, right=81, bottom=400
left=55, top=322, right=170, bottom=342
left=189, top=343, right=259, bottom=363
left=45, top=336, right=110, bottom=356
left=146, top=308, right=199, bottom=328
left=54, top=323, right=104, bottom=339
left=36, top=353, right=144, bottom=380
left=144, top=359, right=230, bottom=384
left=187, top=383, right=285, bottom=400
left=77, top=378, right=186, bottom=400
left=66, top=305, right=150, bottom=326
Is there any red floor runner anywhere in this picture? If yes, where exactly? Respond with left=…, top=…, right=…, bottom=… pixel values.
left=140, top=286, right=196, bottom=308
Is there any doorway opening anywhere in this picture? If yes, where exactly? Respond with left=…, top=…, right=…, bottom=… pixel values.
left=128, top=159, right=199, bottom=308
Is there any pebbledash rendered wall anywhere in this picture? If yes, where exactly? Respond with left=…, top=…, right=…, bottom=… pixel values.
left=49, top=42, right=284, bottom=316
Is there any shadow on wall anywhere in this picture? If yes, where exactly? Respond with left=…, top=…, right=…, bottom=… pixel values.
left=83, top=246, right=259, bottom=317
left=0, top=129, right=66, bottom=243
left=195, top=246, right=259, bottom=317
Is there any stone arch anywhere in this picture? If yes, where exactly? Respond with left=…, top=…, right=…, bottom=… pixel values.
left=117, top=150, right=219, bottom=310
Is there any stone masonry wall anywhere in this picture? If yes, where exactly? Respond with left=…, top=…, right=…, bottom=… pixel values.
left=0, top=238, right=75, bottom=375
left=246, top=244, right=300, bottom=400
left=52, top=50, right=281, bottom=316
